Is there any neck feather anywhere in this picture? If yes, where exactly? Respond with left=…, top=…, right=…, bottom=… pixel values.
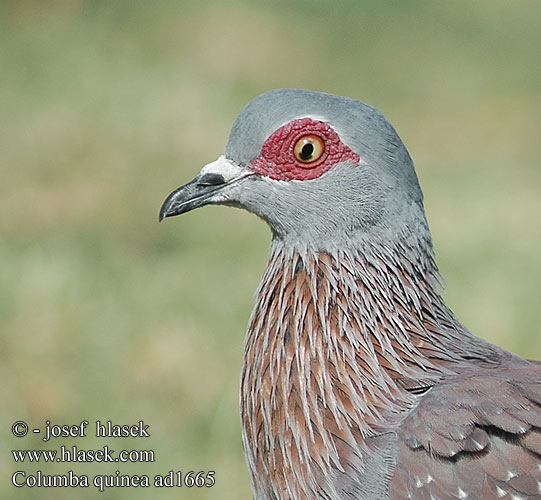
left=240, top=239, right=502, bottom=500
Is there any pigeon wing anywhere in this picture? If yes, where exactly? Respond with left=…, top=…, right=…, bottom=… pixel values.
left=390, top=362, right=541, bottom=500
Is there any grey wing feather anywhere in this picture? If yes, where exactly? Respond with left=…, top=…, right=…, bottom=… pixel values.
left=390, top=362, right=541, bottom=499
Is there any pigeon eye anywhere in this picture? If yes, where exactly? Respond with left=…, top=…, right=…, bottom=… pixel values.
left=293, top=135, right=325, bottom=164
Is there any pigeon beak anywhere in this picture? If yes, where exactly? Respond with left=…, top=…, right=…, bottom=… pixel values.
left=159, top=155, right=252, bottom=221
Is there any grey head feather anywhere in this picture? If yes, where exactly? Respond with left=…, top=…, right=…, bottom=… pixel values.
left=226, top=88, right=421, bottom=201
left=223, top=89, right=430, bottom=258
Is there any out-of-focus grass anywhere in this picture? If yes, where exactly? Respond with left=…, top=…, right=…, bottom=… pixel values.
left=1, top=1, right=540, bottom=499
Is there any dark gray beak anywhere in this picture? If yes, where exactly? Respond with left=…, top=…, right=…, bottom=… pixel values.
left=159, top=173, right=227, bottom=221
left=159, top=155, right=252, bottom=221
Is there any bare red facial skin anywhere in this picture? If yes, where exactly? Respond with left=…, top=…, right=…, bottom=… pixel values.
left=248, top=118, right=360, bottom=181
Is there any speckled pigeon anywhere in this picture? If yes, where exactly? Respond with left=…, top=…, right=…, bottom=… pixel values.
left=159, top=89, right=541, bottom=500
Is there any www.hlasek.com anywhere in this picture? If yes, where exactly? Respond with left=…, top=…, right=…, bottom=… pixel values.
left=13, top=445, right=154, bottom=463
left=11, top=419, right=215, bottom=492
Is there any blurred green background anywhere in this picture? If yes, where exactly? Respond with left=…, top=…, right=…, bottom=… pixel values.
left=1, top=1, right=540, bottom=499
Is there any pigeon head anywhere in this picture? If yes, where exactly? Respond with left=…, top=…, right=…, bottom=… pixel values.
left=160, top=88, right=430, bottom=254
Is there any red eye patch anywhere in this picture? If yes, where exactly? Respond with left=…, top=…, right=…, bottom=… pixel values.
left=248, top=118, right=360, bottom=181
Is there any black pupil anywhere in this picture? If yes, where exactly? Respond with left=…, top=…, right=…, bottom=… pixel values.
left=300, top=142, right=314, bottom=160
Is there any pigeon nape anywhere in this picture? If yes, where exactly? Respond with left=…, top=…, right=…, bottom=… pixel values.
left=160, top=89, right=541, bottom=500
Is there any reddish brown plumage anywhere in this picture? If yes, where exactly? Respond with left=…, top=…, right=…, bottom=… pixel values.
left=240, top=243, right=541, bottom=500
